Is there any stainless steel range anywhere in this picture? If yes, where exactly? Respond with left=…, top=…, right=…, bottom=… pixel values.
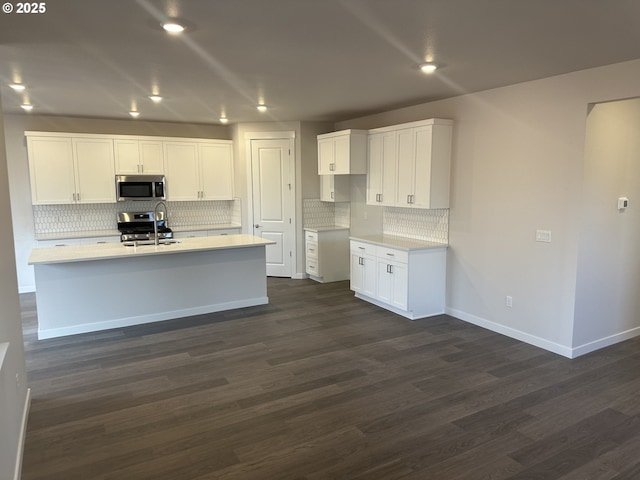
left=117, top=211, right=174, bottom=243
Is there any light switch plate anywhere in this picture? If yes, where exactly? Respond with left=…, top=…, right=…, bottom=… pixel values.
left=536, top=230, right=552, bottom=243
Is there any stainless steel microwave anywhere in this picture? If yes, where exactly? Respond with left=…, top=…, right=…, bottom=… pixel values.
left=115, top=175, right=166, bottom=201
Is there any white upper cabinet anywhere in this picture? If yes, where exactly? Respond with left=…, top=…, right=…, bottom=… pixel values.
left=199, top=142, right=234, bottom=201
left=317, top=129, right=367, bottom=175
left=164, top=140, right=234, bottom=201
left=27, top=134, right=115, bottom=205
left=164, top=142, right=200, bottom=201
left=320, top=175, right=350, bottom=202
left=366, top=130, right=397, bottom=206
left=72, top=138, right=116, bottom=203
left=367, top=119, right=453, bottom=209
left=114, top=139, right=163, bottom=174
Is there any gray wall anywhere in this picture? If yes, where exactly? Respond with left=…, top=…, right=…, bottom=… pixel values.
left=573, top=99, right=640, bottom=350
left=0, top=96, right=29, bottom=480
left=337, top=58, right=640, bottom=357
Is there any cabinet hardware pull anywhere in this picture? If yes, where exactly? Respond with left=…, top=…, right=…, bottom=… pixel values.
left=330, top=163, right=335, bottom=171
left=387, top=264, right=393, bottom=274
left=386, top=253, right=394, bottom=256
left=359, top=257, right=364, bottom=265
left=331, top=191, right=334, bottom=199
left=358, top=246, right=365, bottom=250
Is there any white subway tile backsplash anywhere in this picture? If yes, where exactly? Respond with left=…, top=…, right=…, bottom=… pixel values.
left=303, top=199, right=350, bottom=228
left=33, top=199, right=240, bottom=235
left=383, top=207, right=449, bottom=243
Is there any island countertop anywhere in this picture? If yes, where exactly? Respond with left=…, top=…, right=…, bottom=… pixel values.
left=29, top=234, right=274, bottom=265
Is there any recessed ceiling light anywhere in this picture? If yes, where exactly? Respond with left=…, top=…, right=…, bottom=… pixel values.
left=20, top=104, right=33, bottom=111
left=219, top=117, right=229, bottom=124
left=162, top=21, right=185, bottom=33
left=419, top=62, right=438, bottom=73
left=10, top=83, right=26, bottom=92
left=148, top=95, right=163, bottom=103
left=257, top=104, right=267, bottom=112
left=129, top=111, right=140, bottom=118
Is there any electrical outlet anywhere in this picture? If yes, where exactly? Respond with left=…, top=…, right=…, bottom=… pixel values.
left=506, top=296, right=513, bottom=308
left=536, top=230, right=552, bottom=243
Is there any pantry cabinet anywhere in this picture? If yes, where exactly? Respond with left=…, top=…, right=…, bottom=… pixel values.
left=367, top=119, right=453, bottom=209
left=163, top=140, right=234, bottom=201
left=350, top=238, right=447, bottom=319
left=320, top=175, right=350, bottom=202
left=114, top=139, right=163, bottom=174
left=27, top=134, right=115, bottom=205
left=317, top=130, right=367, bottom=175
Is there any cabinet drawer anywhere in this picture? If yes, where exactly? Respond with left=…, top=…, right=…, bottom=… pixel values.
left=376, top=246, right=409, bottom=264
left=306, top=241, right=318, bottom=258
left=305, top=230, right=318, bottom=242
left=306, top=257, right=320, bottom=276
left=350, top=240, right=376, bottom=256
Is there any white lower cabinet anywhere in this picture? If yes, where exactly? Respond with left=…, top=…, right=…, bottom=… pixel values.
left=349, top=239, right=446, bottom=319
left=305, top=228, right=350, bottom=283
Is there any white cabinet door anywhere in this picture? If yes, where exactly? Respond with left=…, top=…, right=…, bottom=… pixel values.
left=164, top=142, right=199, bottom=201
left=351, top=251, right=376, bottom=297
left=27, top=136, right=75, bottom=204
left=332, top=135, right=351, bottom=174
left=376, top=258, right=408, bottom=310
left=367, top=131, right=397, bottom=206
left=139, top=141, right=164, bottom=174
left=114, top=139, right=140, bottom=174
left=73, top=138, right=115, bottom=203
left=199, top=143, right=234, bottom=200
left=318, top=138, right=335, bottom=174
left=395, top=127, right=416, bottom=207
left=115, top=139, right=164, bottom=174
left=320, top=175, right=350, bottom=202
left=317, top=130, right=367, bottom=175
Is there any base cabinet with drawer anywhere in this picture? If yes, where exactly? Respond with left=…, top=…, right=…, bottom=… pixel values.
left=350, top=239, right=447, bottom=319
left=305, top=228, right=350, bottom=283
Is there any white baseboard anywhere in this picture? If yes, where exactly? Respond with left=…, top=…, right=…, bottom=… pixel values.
left=38, top=297, right=269, bottom=339
left=445, top=307, right=574, bottom=358
left=14, top=387, right=31, bottom=480
left=291, top=272, right=307, bottom=280
left=571, top=326, right=640, bottom=358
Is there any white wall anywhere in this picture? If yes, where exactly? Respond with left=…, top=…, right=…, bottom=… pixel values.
left=337, top=59, right=640, bottom=357
left=0, top=97, right=30, bottom=480
left=573, top=99, right=640, bottom=351
left=4, top=114, right=231, bottom=292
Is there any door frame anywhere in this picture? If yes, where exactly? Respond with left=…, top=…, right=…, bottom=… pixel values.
left=244, top=131, right=297, bottom=278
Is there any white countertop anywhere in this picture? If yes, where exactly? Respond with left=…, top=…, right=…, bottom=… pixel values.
left=29, top=234, right=274, bottom=265
left=304, top=225, right=350, bottom=233
left=34, top=224, right=242, bottom=241
left=350, top=234, right=448, bottom=251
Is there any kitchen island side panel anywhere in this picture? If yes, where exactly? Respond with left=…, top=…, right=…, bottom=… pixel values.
left=34, top=245, right=268, bottom=339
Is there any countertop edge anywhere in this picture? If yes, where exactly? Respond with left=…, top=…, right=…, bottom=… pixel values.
left=29, top=235, right=274, bottom=265
left=349, top=234, right=448, bottom=251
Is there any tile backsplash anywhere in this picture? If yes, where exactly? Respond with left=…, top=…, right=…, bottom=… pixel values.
left=303, top=199, right=350, bottom=228
left=33, top=199, right=242, bottom=235
left=383, top=207, right=449, bottom=243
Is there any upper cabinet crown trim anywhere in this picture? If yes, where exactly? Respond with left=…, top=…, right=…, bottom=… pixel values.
left=368, top=118, right=453, bottom=134
left=317, top=129, right=368, bottom=140
left=24, top=131, right=232, bottom=144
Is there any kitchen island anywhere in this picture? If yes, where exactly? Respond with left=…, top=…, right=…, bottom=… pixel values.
left=29, top=235, right=274, bottom=339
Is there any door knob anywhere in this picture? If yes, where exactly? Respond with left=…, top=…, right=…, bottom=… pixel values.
left=254, top=224, right=261, bottom=228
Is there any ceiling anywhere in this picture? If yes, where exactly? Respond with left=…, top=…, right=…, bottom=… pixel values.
left=1, top=0, right=639, bottom=125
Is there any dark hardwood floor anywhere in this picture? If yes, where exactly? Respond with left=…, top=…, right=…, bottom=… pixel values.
left=19, top=278, right=640, bottom=479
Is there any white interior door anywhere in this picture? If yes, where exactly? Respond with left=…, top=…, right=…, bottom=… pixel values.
left=251, top=138, right=294, bottom=277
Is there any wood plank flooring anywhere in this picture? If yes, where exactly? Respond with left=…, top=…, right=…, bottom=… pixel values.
left=19, top=277, right=640, bottom=479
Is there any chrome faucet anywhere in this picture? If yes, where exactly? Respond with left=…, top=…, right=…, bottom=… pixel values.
left=153, top=200, right=168, bottom=246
